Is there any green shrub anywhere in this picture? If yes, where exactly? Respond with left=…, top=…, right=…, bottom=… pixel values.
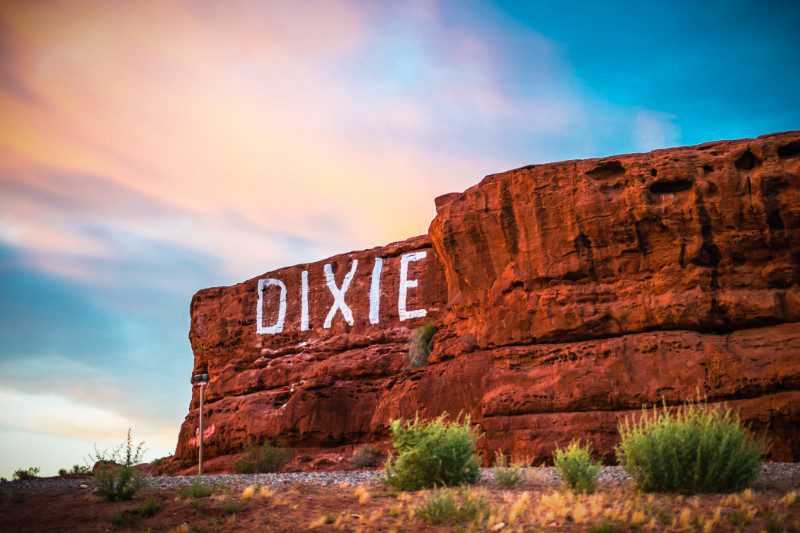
left=178, top=479, right=213, bottom=499
left=408, top=323, right=436, bottom=368
left=415, top=488, right=488, bottom=526
left=110, top=496, right=161, bottom=526
left=136, top=496, right=161, bottom=517
left=221, top=498, right=245, bottom=515
left=616, top=401, right=763, bottom=494
left=493, top=451, right=524, bottom=488
left=59, top=465, right=91, bottom=477
left=351, top=445, right=383, bottom=468
left=95, top=465, right=144, bottom=502
left=13, top=467, right=40, bottom=480
left=385, top=414, right=481, bottom=490
left=93, top=429, right=146, bottom=501
left=553, top=440, right=601, bottom=494
left=234, top=440, right=291, bottom=474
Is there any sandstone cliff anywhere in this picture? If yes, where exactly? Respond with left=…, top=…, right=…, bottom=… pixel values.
left=175, top=131, right=800, bottom=469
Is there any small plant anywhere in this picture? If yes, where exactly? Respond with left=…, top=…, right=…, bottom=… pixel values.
left=407, top=323, right=436, bottom=367
left=178, top=479, right=213, bottom=499
left=234, top=440, right=291, bottom=474
left=59, top=464, right=91, bottom=477
left=110, top=496, right=161, bottom=526
left=13, top=467, right=40, bottom=480
left=616, top=400, right=764, bottom=494
left=351, top=445, right=383, bottom=468
left=588, top=519, right=620, bottom=533
left=136, top=496, right=161, bottom=518
left=493, top=450, right=525, bottom=488
left=93, top=429, right=146, bottom=501
left=385, top=414, right=481, bottom=490
left=221, top=497, right=245, bottom=515
left=415, top=488, right=488, bottom=526
left=553, top=440, right=601, bottom=494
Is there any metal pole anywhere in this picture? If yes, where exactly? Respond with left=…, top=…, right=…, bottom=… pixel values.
left=198, top=382, right=205, bottom=476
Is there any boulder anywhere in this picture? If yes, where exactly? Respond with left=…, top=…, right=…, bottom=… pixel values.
left=175, top=131, right=800, bottom=466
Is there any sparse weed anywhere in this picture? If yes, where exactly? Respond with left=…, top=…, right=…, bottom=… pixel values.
left=136, top=496, right=161, bottom=518
left=616, top=400, right=764, bottom=493
left=234, top=440, right=291, bottom=474
left=93, top=429, right=146, bottom=502
left=354, top=485, right=371, bottom=504
left=494, top=450, right=525, bottom=488
left=553, top=440, right=601, bottom=494
left=110, top=496, right=161, bottom=526
left=415, top=488, right=488, bottom=526
left=178, top=479, right=213, bottom=499
left=385, top=414, right=480, bottom=490
left=241, top=485, right=256, bottom=500
left=588, top=519, right=620, bottom=533
left=221, top=497, right=245, bottom=515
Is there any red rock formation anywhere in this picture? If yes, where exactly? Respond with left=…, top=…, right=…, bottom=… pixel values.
left=175, top=131, right=800, bottom=469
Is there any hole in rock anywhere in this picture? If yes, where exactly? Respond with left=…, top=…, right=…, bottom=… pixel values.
left=778, top=140, right=800, bottom=159
left=587, top=160, right=624, bottom=179
left=648, top=178, right=693, bottom=194
left=735, top=149, right=760, bottom=170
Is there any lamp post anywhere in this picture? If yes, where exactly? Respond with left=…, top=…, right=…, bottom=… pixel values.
left=191, top=372, right=209, bottom=475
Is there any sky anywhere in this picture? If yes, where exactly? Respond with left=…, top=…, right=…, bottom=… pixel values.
left=1, top=0, right=798, bottom=478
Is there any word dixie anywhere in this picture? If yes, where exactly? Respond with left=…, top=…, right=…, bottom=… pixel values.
left=256, top=250, right=428, bottom=335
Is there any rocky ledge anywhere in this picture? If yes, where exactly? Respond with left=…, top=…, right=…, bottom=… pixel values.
left=173, top=131, right=800, bottom=471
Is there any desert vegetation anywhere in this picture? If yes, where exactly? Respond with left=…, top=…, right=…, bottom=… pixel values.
left=407, top=323, right=436, bottom=368
left=92, top=428, right=146, bottom=501
left=384, top=414, right=480, bottom=490
left=2, top=401, right=792, bottom=531
left=617, top=400, right=764, bottom=494
left=12, top=467, right=40, bottom=481
left=554, top=440, right=602, bottom=493
left=493, top=450, right=526, bottom=488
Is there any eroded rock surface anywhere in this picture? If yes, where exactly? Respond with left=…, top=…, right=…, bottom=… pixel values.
left=175, top=131, right=800, bottom=468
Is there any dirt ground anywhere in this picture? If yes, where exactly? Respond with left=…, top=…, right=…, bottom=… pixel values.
left=1, top=476, right=799, bottom=532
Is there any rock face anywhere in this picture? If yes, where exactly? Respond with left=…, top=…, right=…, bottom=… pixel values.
left=176, top=131, right=800, bottom=468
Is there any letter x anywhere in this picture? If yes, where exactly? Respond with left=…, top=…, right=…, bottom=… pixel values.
left=323, top=259, right=358, bottom=328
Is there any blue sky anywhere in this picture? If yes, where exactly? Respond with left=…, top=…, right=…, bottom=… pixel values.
left=0, top=0, right=798, bottom=478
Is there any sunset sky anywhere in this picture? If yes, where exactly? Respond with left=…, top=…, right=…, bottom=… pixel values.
left=1, top=0, right=799, bottom=478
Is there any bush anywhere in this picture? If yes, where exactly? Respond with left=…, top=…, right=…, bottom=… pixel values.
left=59, top=465, right=91, bottom=477
left=616, top=401, right=763, bottom=494
left=110, top=496, right=161, bottom=526
left=408, top=323, right=436, bottom=368
left=351, top=445, right=383, bottom=468
left=93, top=429, right=146, bottom=501
left=179, top=479, right=213, bottom=499
left=553, top=440, right=601, bottom=494
left=385, top=414, right=481, bottom=490
left=415, top=488, right=488, bottom=526
left=12, top=467, right=40, bottom=481
left=234, top=440, right=291, bottom=474
left=494, top=451, right=524, bottom=488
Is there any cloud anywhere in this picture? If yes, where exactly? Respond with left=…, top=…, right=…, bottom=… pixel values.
left=0, top=389, right=177, bottom=478
left=0, top=1, right=690, bottom=475
left=632, top=110, right=681, bottom=152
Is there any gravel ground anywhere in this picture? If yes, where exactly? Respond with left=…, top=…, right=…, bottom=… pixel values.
left=4, top=463, right=799, bottom=492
